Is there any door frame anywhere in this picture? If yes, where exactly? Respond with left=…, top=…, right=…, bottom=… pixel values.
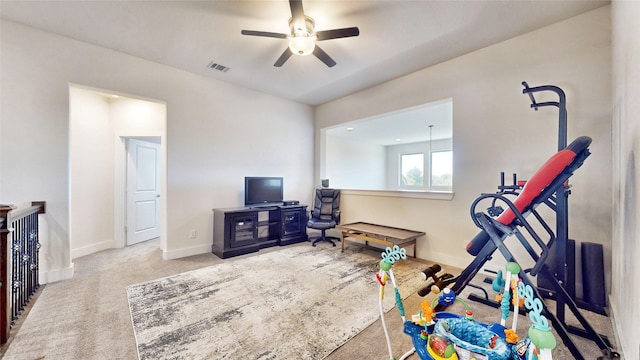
left=114, top=136, right=167, bottom=252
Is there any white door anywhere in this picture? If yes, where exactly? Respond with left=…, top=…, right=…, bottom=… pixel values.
left=126, top=138, right=161, bottom=245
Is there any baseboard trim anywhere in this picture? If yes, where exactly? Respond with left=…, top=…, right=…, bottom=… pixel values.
left=39, top=263, right=74, bottom=284
left=71, top=240, right=114, bottom=259
left=163, top=244, right=210, bottom=260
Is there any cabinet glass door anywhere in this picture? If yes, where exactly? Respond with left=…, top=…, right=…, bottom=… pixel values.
left=282, top=210, right=301, bottom=236
left=230, top=215, right=257, bottom=248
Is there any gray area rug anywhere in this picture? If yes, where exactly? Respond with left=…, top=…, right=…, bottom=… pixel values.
left=126, top=246, right=426, bottom=360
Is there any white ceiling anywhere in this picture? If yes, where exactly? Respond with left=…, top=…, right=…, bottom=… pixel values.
left=1, top=0, right=609, bottom=107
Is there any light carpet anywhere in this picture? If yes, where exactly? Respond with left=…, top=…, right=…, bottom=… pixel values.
left=126, top=245, right=426, bottom=360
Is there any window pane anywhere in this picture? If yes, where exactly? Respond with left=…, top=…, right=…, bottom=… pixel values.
left=431, top=151, right=452, bottom=186
left=400, top=153, right=424, bottom=186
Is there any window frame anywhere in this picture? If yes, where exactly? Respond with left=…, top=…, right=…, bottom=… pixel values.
left=429, top=149, right=453, bottom=190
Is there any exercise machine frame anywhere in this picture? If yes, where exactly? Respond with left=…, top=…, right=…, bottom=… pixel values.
left=435, top=82, right=619, bottom=359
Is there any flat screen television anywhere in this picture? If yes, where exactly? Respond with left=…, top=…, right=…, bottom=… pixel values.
left=244, top=177, right=284, bottom=206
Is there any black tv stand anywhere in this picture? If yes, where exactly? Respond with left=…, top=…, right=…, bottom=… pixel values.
left=212, top=204, right=308, bottom=259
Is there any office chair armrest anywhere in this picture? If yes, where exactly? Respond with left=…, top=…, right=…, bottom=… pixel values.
left=334, top=209, right=341, bottom=224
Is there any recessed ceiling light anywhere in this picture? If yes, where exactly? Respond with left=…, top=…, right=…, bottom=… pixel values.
left=396, top=138, right=401, bottom=142
left=347, top=127, right=353, bottom=131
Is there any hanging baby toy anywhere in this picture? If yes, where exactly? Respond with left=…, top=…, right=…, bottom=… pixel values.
left=377, top=245, right=409, bottom=360
left=376, top=252, right=557, bottom=360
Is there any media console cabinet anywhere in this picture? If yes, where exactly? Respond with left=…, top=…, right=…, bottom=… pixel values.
left=212, top=204, right=308, bottom=259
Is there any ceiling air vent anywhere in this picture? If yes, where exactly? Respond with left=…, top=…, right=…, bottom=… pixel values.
left=207, top=61, right=230, bottom=73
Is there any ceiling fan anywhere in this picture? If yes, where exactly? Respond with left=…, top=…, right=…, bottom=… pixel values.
left=241, top=0, right=360, bottom=68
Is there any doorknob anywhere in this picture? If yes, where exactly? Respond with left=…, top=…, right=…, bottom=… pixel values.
left=156, top=194, right=161, bottom=198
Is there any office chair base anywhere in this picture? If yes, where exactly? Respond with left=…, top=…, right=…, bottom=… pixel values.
left=311, top=236, right=341, bottom=247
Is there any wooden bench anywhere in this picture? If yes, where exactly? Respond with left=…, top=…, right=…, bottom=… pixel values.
left=337, top=221, right=425, bottom=257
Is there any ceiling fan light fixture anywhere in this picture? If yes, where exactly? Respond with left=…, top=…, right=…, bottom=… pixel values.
left=241, top=1, right=359, bottom=67
left=288, top=34, right=316, bottom=56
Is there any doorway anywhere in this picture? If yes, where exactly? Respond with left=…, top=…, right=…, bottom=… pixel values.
left=69, top=84, right=167, bottom=259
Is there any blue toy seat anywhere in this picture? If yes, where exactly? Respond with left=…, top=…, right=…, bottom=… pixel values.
left=433, top=318, right=510, bottom=360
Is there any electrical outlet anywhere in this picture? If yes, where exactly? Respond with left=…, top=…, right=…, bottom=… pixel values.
left=189, top=230, right=197, bottom=239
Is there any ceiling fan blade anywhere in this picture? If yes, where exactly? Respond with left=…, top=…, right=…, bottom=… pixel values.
left=316, top=27, right=360, bottom=41
left=312, top=45, right=336, bottom=68
left=289, top=0, right=305, bottom=29
left=241, top=30, right=288, bottom=39
left=274, top=48, right=293, bottom=67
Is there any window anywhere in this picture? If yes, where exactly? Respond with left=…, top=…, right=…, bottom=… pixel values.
left=431, top=150, right=453, bottom=187
left=400, top=150, right=452, bottom=190
left=400, top=153, right=424, bottom=186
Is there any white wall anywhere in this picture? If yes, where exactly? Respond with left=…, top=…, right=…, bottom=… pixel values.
left=325, top=135, right=385, bottom=189
left=611, top=0, right=640, bottom=358
left=69, top=87, right=114, bottom=259
left=0, top=20, right=314, bottom=281
left=316, top=6, right=612, bottom=276
left=111, top=97, right=166, bottom=137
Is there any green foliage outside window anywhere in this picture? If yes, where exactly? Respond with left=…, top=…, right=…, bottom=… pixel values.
left=402, top=166, right=424, bottom=186
left=401, top=153, right=424, bottom=187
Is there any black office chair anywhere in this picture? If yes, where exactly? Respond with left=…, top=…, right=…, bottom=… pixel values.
left=307, top=188, right=341, bottom=247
